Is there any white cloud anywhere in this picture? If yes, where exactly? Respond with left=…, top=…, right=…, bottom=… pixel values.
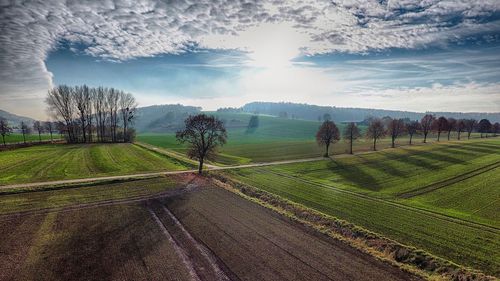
left=1, top=0, right=500, bottom=117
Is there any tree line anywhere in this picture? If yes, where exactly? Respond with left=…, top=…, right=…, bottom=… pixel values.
left=46, top=85, right=137, bottom=143
left=0, top=118, right=61, bottom=146
left=316, top=114, right=500, bottom=156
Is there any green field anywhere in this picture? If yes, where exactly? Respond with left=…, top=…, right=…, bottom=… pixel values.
left=137, top=112, right=480, bottom=165
left=222, top=138, right=500, bottom=275
left=2, top=133, right=59, bottom=144
left=0, top=143, right=193, bottom=185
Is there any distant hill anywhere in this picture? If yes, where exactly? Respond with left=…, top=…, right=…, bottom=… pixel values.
left=134, top=104, right=201, bottom=133
left=0, top=109, right=35, bottom=127
left=241, top=102, right=500, bottom=123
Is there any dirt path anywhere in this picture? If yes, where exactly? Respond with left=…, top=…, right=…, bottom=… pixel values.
left=0, top=157, right=327, bottom=190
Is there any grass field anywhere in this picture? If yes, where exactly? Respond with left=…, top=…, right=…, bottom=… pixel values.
left=137, top=112, right=482, bottom=164
left=2, top=133, right=58, bottom=144
left=0, top=177, right=182, bottom=214
left=222, top=138, right=500, bottom=276
left=0, top=143, right=193, bottom=185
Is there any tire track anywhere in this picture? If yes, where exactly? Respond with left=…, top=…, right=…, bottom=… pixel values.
left=148, top=207, right=201, bottom=281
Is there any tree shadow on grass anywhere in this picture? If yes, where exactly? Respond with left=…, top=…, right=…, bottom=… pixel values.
left=326, top=159, right=383, bottom=191
left=400, top=147, right=466, bottom=166
left=380, top=149, right=441, bottom=171
left=458, top=142, right=500, bottom=154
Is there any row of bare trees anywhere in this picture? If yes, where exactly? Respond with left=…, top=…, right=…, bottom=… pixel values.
left=46, top=85, right=137, bottom=143
left=316, top=115, right=499, bottom=156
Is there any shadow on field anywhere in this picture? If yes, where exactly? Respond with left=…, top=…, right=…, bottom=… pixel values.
left=24, top=206, right=160, bottom=281
left=327, top=160, right=383, bottom=191
left=379, top=150, right=440, bottom=171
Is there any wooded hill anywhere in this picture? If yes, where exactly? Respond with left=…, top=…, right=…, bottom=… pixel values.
left=241, top=102, right=500, bottom=123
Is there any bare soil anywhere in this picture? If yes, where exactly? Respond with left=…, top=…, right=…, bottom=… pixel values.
left=162, top=182, right=421, bottom=281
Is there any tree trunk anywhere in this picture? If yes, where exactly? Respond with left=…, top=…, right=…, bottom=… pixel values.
left=349, top=139, right=353, bottom=154
left=2, top=135, right=5, bottom=146
left=457, top=131, right=461, bottom=140
left=373, top=137, right=376, bottom=151
left=447, top=131, right=451, bottom=141
left=409, top=134, right=413, bottom=145
left=198, top=158, right=204, bottom=174
left=38, top=131, right=41, bottom=142
left=391, top=136, right=395, bottom=148
left=50, top=131, right=53, bottom=142
left=437, top=131, right=441, bottom=141
left=423, top=132, right=427, bottom=143
left=22, top=132, right=26, bottom=144
left=325, top=143, right=330, bottom=157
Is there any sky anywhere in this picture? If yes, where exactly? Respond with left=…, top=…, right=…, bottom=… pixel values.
left=1, top=0, right=500, bottom=119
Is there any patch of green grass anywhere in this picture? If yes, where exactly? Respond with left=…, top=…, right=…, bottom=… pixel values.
left=137, top=112, right=485, bottom=164
left=2, top=133, right=58, bottom=144
left=406, top=166, right=500, bottom=227
left=0, top=177, right=177, bottom=214
left=0, top=143, right=193, bottom=185
left=222, top=139, right=500, bottom=276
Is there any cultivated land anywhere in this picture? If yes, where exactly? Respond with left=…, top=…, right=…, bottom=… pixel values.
left=0, top=143, right=193, bottom=185
left=137, top=112, right=478, bottom=165
left=221, top=138, right=500, bottom=276
left=2, top=133, right=57, bottom=144
left=0, top=175, right=418, bottom=281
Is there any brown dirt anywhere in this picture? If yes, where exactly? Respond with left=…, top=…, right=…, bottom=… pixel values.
left=162, top=182, right=421, bottom=281
left=0, top=205, right=193, bottom=281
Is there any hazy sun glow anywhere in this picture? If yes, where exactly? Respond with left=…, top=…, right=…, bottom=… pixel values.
left=202, top=22, right=311, bottom=69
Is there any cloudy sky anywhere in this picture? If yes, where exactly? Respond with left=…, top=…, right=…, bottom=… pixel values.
left=1, top=0, right=500, bottom=119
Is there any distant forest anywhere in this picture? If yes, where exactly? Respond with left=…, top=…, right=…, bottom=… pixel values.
left=241, top=102, right=500, bottom=123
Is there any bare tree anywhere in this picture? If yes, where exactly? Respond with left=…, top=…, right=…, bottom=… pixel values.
left=387, top=118, right=406, bottom=148
left=75, top=85, right=90, bottom=143
left=176, top=114, right=227, bottom=174
left=33, top=121, right=44, bottom=142
left=478, top=119, right=492, bottom=138
left=432, top=116, right=448, bottom=141
left=343, top=122, right=360, bottom=154
left=457, top=119, right=466, bottom=140
left=46, top=85, right=76, bottom=143
left=463, top=119, right=477, bottom=140
left=46, top=85, right=137, bottom=143
left=44, top=121, right=54, bottom=142
left=316, top=120, right=340, bottom=157
left=406, top=120, right=420, bottom=145
left=446, top=118, right=457, bottom=141
left=420, top=114, right=435, bottom=143
left=0, top=118, right=12, bottom=146
left=366, top=118, right=386, bottom=151
left=493, top=122, right=500, bottom=137
left=20, top=121, right=30, bottom=144
left=107, top=89, right=119, bottom=142
left=119, top=91, right=137, bottom=142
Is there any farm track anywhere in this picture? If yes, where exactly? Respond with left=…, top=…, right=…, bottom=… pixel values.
left=264, top=169, right=500, bottom=233
left=0, top=156, right=327, bottom=190
left=148, top=202, right=232, bottom=281
left=398, top=160, right=500, bottom=198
